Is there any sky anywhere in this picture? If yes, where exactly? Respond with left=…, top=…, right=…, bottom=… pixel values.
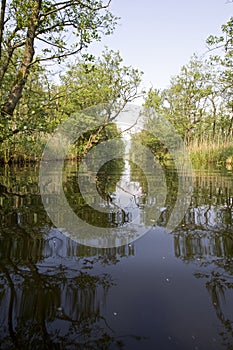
left=88, top=0, right=232, bottom=92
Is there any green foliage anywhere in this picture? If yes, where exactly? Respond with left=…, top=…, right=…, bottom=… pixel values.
left=206, top=17, right=233, bottom=112
left=144, top=17, right=233, bottom=167
left=57, top=48, right=143, bottom=118
left=206, top=17, right=233, bottom=53
left=0, top=0, right=118, bottom=66
left=131, top=130, right=171, bottom=163
left=0, top=0, right=118, bottom=125
left=0, top=47, right=142, bottom=163
left=144, top=56, right=216, bottom=144
left=72, top=122, right=124, bottom=160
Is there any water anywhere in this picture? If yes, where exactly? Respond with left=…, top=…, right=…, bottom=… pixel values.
left=0, top=161, right=232, bottom=349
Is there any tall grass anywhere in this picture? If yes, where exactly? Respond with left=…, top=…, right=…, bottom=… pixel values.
left=188, top=139, right=233, bottom=169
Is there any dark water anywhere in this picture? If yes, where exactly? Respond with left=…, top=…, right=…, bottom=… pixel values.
left=0, top=161, right=233, bottom=350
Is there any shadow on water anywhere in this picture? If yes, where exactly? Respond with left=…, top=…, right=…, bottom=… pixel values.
left=0, top=162, right=233, bottom=349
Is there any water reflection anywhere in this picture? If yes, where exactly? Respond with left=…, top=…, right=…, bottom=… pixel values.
left=174, top=171, right=233, bottom=259
left=0, top=164, right=233, bottom=348
left=0, top=165, right=142, bottom=349
left=0, top=230, right=134, bottom=349
left=173, top=170, right=233, bottom=348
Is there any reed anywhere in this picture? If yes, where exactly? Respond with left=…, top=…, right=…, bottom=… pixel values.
left=188, top=139, right=233, bottom=169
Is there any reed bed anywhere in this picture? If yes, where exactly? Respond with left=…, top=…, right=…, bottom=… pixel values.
left=188, top=139, right=233, bottom=169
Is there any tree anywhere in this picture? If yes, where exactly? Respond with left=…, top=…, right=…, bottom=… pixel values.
left=144, top=56, right=213, bottom=144
left=58, top=48, right=143, bottom=117
left=0, top=49, right=143, bottom=162
left=143, top=16, right=233, bottom=154
left=206, top=17, right=233, bottom=140
left=0, top=0, right=117, bottom=121
left=55, top=48, right=143, bottom=155
left=0, top=52, right=63, bottom=159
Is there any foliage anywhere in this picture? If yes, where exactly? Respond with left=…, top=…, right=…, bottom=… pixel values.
left=57, top=48, right=143, bottom=118
left=70, top=122, right=124, bottom=160
left=0, top=0, right=117, bottom=126
left=144, top=56, right=219, bottom=144
left=144, top=17, right=233, bottom=167
left=189, top=140, right=233, bottom=168
left=0, top=48, right=143, bottom=163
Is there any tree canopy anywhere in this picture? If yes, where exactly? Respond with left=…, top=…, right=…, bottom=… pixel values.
left=0, top=0, right=117, bottom=117
left=144, top=17, right=233, bottom=146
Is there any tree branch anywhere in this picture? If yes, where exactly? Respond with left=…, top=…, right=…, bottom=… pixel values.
left=31, top=44, right=83, bottom=64
left=36, top=35, right=67, bottom=50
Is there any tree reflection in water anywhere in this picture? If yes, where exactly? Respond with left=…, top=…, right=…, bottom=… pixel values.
left=173, top=171, right=233, bottom=349
left=0, top=164, right=144, bottom=350
left=1, top=162, right=233, bottom=349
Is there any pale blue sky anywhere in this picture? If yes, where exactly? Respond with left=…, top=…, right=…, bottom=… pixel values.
left=89, top=0, right=232, bottom=91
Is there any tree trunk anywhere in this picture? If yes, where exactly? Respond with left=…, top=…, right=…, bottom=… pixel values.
left=82, top=124, right=106, bottom=156
left=211, top=98, right=217, bottom=140
left=1, top=0, right=41, bottom=117
left=0, top=0, right=6, bottom=61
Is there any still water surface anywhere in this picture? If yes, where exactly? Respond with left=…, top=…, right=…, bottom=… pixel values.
left=0, top=161, right=232, bottom=349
